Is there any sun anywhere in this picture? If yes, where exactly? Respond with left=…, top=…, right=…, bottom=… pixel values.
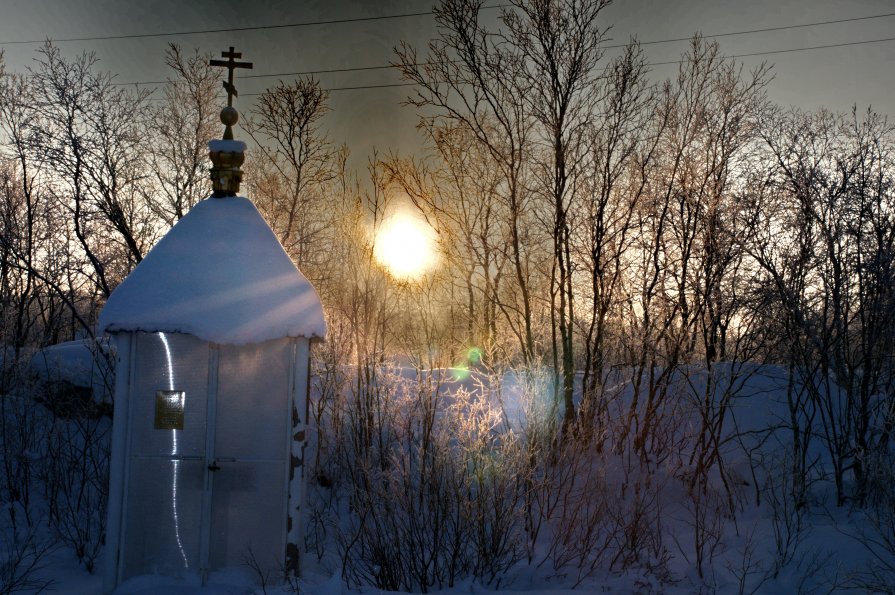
left=373, top=210, right=438, bottom=280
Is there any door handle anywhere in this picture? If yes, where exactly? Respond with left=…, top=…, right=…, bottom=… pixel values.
left=207, top=457, right=236, bottom=472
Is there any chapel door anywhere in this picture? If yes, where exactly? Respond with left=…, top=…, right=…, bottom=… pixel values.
left=120, top=334, right=292, bottom=584
left=121, top=332, right=210, bottom=580
left=205, top=338, right=292, bottom=576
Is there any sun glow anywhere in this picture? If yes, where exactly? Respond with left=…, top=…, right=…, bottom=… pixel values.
left=374, top=210, right=438, bottom=280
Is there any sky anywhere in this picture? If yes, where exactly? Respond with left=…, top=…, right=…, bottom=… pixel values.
left=1, top=0, right=894, bottom=170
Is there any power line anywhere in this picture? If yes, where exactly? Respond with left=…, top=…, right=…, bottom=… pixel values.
left=140, top=34, right=895, bottom=99
left=146, top=81, right=420, bottom=101
left=112, top=11, right=895, bottom=88
left=317, top=36, right=895, bottom=84
left=264, top=81, right=419, bottom=94
left=7, top=6, right=891, bottom=49
left=337, top=35, right=895, bottom=87
left=0, top=4, right=508, bottom=46
left=116, top=63, right=402, bottom=87
left=650, top=35, right=895, bottom=66
left=604, top=11, right=895, bottom=49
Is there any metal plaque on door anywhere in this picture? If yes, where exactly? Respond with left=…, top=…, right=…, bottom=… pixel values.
left=154, top=390, right=185, bottom=430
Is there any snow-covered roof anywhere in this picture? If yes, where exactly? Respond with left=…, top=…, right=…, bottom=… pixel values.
left=99, top=196, right=325, bottom=344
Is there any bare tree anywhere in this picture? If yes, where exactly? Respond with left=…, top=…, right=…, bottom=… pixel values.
left=384, top=123, right=507, bottom=356
left=501, top=0, right=614, bottom=430
left=617, top=38, right=770, bottom=471
left=0, top=69, right=41, bottom=354
left=577, top=41, right=657, bottom=439
left=148, top=43, right=220, bottom=225
left=0, top=57, right=92, bottom=344
left=245, top=78, right=340, bottom=278
left=755, top=106, right=895, bottom=506
left=27, top=42, right=155, bottom=298
left=396, top=0, right=539, bottom=367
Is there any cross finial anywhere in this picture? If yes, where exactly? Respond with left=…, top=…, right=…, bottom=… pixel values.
left=207, top=47, right=252, bottom=197
left=210, top=46, right=253, bottom=108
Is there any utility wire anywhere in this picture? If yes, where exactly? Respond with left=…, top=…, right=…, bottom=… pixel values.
left=4, top=5, right=890, bottom=48
left=0, top=4, right=508, bottom=45
left=604, top=11, right=895, bottom=49
left=114, top=11, right=895, bottom=88
left=293, top=81, right=419, bottom=94
left=141, top=34, right=895, bottom=99
left=146, top=81, right=420, bottom=101
left=117, top=63, right=402, bottom=87
left=650, top=35, right=895, bottom=66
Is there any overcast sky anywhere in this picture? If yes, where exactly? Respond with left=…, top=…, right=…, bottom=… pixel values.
left=1, top=0, right=894, bottom=169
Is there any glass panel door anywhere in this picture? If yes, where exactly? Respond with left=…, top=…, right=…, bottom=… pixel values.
left=208, top=339, right=291, bottom=576
left=121, top=332, right=209, bottom=579
left=120, top=334, right=292, bottom=583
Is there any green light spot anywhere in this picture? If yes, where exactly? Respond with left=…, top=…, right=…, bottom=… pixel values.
left=450, top=367, right=470, bottom=381
left=468, top=347, right=483, bottom=365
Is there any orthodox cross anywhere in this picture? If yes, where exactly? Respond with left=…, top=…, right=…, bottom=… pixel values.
left=210, top=47, right=253, bottom=108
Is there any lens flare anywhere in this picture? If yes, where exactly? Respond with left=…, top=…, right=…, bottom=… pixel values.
left=468, top=347, right=483, bottom=365
left=373, top=210, right=437, bottom=280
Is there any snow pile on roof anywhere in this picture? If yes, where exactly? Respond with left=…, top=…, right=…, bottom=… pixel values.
left=208, top=139, right=246, bottom=153
left=99, top=196, right=325, bottom=344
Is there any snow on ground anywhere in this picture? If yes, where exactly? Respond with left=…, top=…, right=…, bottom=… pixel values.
left=6, top=361, right=892, bottom=593
left=16, top=517, right=885, bottom=594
